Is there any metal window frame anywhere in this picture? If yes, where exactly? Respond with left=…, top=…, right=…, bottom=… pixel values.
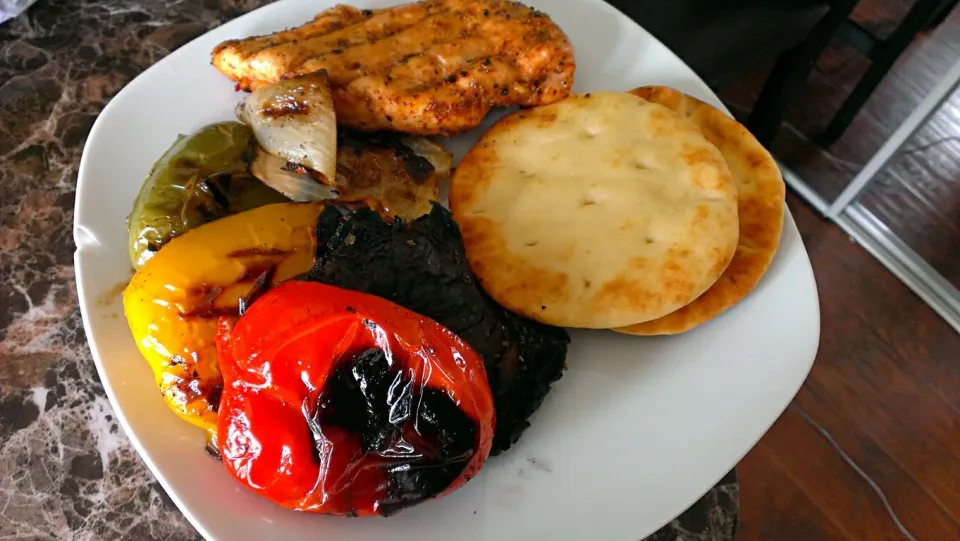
left=780, top=57, right=960, bottom=335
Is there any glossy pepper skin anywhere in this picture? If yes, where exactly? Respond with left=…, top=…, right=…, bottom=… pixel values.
left=122, top=202, right=325, bottom=434
left=126, top=121, right=288, bottom=269
left=215, top=281, right=495, bottom=516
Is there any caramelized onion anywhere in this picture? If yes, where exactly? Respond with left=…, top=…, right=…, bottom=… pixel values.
left=249, top=147, right=338, bottom=202
left=237, top=70, right=337, bottom=184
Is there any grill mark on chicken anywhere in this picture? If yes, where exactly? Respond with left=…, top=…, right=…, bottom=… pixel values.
left=242, top=6, right=376, bottom=58
left=235, top=3, right=451, bottom=85
left=293, top=9, right=469, bottom=85
left=212, top=0, right=575, bottom=135
left=288, top=3, right=450, bottom=59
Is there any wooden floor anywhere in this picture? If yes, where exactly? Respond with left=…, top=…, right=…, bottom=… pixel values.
left=718, top=1, right=960, bottom=289
left=717, top=1, right=960, bottom=539
left=735, top=194, right=960, bottom=540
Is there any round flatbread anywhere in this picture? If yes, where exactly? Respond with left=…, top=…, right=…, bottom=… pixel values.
left=615, top=86, right=786, bottom=336
left=449, top=91, right=740, bottom=329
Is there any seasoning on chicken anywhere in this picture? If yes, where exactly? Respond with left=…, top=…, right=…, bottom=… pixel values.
left=211, top=0, right=576, bottom=135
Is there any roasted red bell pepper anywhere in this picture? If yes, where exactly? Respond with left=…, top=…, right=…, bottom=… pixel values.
left=215, top=280, right=495, bottom=516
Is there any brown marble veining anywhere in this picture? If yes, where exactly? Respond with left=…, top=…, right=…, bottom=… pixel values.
left=0, top=1, right=737, bottom=539
left=0, top=2, right=267, bottom=537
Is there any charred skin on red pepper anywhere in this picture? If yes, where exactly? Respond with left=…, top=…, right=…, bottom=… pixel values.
left=215, top=280, right=495, bottom=516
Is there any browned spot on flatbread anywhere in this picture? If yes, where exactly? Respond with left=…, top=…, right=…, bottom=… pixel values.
left=695, top=118, right=727, bottom=146
left=639, top=105, right=675, bottom=139
left=660, top=252, right=696, bottom=305
left=456, top=214, right=570, bottom=321
left=692, top=204, right=709, bottom=226
left=593, top=273, right=655, bottom=315
left=593, top=249, right=696, bottom=321
left=647, top=107, right=670, bottom=121
left=449, top=105, right=568, bottom=212
left=746, top=150, right=767, bottom=171
left=739, top=197, right=773, bottom=248
left=555, top=243, right=576, bottom=263
left=709, top=244, right=734, bottom=278
left=630, top=86, right=687, bottom=115
left=682, top=146, right=730, bottom=191
left=449, top=144, right=497, bottom=212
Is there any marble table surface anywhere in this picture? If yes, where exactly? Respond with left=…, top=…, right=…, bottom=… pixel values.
left=0, top=0, right=738, bottom=539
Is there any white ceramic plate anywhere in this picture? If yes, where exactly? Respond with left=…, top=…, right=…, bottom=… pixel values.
left=74, top=0, right=820, bottom=539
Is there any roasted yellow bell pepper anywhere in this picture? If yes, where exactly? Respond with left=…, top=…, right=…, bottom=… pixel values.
left=122, top=202, right=325, bottom=435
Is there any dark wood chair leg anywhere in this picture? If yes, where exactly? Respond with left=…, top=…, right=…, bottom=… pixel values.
left=745, top=46, right=809, bottom=147
left=817, top=0, right=953, bottom=146
left=927, top=0, right=958, bottom=29
left=745, top=0, right=860, bottom=148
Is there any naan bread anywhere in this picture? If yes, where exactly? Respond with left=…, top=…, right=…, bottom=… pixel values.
left=449, top=92, right=739, bottom=329
left=615, top=86, right=786, bottom=335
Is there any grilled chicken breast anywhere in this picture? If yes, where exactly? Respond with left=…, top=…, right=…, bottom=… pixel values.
left=211, top=0, right=575, bottom=135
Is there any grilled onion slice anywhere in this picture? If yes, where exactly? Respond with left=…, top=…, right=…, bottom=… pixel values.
left=237, top=70, right=337, bottom=184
